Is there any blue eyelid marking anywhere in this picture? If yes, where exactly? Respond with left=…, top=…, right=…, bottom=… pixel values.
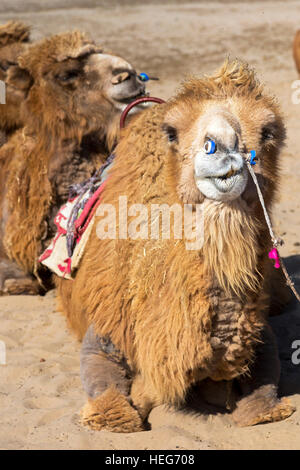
left=204, top=139, right=216, bottom=154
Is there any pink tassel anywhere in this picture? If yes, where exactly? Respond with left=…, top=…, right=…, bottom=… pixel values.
left=269, top=247, right=280, bottom=269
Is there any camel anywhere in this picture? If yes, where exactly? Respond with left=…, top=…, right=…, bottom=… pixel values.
left=56, top=60, right=295, bottom=432
left=293, top=30, right=300, bottom=74
left=0, top=21, right=30, bottom=146
left=0, top=30, right=147, bottom=295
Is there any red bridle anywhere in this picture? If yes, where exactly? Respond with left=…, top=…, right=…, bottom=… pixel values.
left=120, top=96, right=165, bottom=129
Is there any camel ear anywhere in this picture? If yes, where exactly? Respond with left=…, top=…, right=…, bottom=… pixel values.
left=6, top=64, right=33, bottom=92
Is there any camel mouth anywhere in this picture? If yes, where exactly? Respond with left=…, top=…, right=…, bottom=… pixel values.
left=194, top=164, right=248, bottom=201
left=205, top=168, right=243, bottom=193
left=117, top=90, right=148, bottom=104
left=210, top=172, right=242, bottom=193
left=218, top=167, right=242, bottom=179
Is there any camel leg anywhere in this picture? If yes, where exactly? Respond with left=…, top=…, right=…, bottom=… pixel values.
left=0, top=258, right=43, bottom=295
left=232, top=323, right=295, bottom=426
left=80, top=325, right=145, bottom=433
left=130, top=374, right=160, bottom=422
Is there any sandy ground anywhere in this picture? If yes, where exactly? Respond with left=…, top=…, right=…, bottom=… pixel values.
left=0, top=0, right=300, bottom=450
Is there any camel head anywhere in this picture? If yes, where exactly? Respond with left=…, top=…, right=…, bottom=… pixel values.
left=162, top=61, right=285, bottom=206
left=0, top=21, right=30, bottom=132
left=7, top=31, right=146, bottom=144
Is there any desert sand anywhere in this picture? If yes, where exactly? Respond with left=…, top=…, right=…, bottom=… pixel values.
left=0, top=0, right=299, bottom=450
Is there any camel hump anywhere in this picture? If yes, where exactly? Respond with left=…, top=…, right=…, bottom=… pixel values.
left=0, top=21, right=30, bottom=47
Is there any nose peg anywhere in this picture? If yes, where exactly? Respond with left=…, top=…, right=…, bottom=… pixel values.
left=138, top=72, right=159, bottom=82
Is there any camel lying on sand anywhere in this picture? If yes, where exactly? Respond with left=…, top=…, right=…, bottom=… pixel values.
left=0, top=30, right=147, bottom=295
left=56, top=60, right=295, bottom=432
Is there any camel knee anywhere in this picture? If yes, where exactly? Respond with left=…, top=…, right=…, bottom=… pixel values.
left=80, top=326, right=147, bottom=432
left=80, top=324, right=132, bottom=399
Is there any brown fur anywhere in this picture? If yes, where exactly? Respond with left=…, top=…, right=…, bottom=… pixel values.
left=293, top=30, right=300, bottom=74
left=232, top=384, right=294, bottom=426
left=0, top=21, right=29, bottom=47
left=57, top=60, right=292, bottom=425
left=0, top=22, right=30, bottom=141
left=0, top=31, right=145, bottom=291
left=81, top=386, right=144, bottom=432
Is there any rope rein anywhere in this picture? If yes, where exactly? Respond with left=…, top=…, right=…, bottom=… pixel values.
left=245, top=154, right=300, bottom=303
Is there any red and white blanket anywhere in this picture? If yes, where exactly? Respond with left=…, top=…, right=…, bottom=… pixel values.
left=39, top=181, right=106, bottom=279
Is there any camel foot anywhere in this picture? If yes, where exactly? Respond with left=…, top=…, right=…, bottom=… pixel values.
left=232, top=384, right=295, bottom=427
left=80, top=386, right=145, bottom=433
left=1, top=277, right=42, bottom=295
left=0, top=258, right=46, bottom=296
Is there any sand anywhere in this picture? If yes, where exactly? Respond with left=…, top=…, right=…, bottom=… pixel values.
left=0, top=0, right=299, bottom=450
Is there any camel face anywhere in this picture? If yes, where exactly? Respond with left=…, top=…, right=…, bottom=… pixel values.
left=163, top=95, right=284, bottom=205
left=192, top=109, right=248, bottom=202
left=87, top=53, right=146, bottom=110
left=15, top=32, right=148, bottom=135
left=163, top=105, right=249, bottom=203
left=46, top=52, right=145, bottom=113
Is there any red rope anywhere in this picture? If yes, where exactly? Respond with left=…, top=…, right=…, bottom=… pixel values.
left=120, top=96, right=165, bottom=129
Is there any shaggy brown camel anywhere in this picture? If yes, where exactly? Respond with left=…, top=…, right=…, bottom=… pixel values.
left=0, top=30, right=147, bottom=295
left=56, top=60, right=295, bottom=432
left=0, top=21, right=30, bottom=146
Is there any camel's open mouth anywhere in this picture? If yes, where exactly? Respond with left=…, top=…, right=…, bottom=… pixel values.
left=206, top=168, right=244, bottom=193
left=118, top=90, right=148, bottom=104
left=208, top=167, right=243, bottom=180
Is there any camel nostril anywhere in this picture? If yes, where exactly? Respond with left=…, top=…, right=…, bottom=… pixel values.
left=111, top=71, right=131, bottom=85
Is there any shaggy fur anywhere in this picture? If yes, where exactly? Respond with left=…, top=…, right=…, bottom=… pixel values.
left=57, top=60, right=294, bottom=430
left=81, top=386, right=144, bottom=432
left=0, top=31, right=146, bottom=294
left=0, top=21, right=30, bottom=144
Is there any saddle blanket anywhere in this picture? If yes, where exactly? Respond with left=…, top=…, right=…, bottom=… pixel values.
left=38, top=157, right=113, bottom=279
left=39, top=182, right=105, bottom=279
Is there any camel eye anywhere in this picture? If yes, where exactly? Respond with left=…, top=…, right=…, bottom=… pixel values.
left=204, top=139, right=216, bottom=154
left=57, top=69, right=80, bottom=82
left=261, top=124, right=275, bottom=143
left=162, top=124, right=178, bottom=143
left=0, top=62, right=9, bottom=72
